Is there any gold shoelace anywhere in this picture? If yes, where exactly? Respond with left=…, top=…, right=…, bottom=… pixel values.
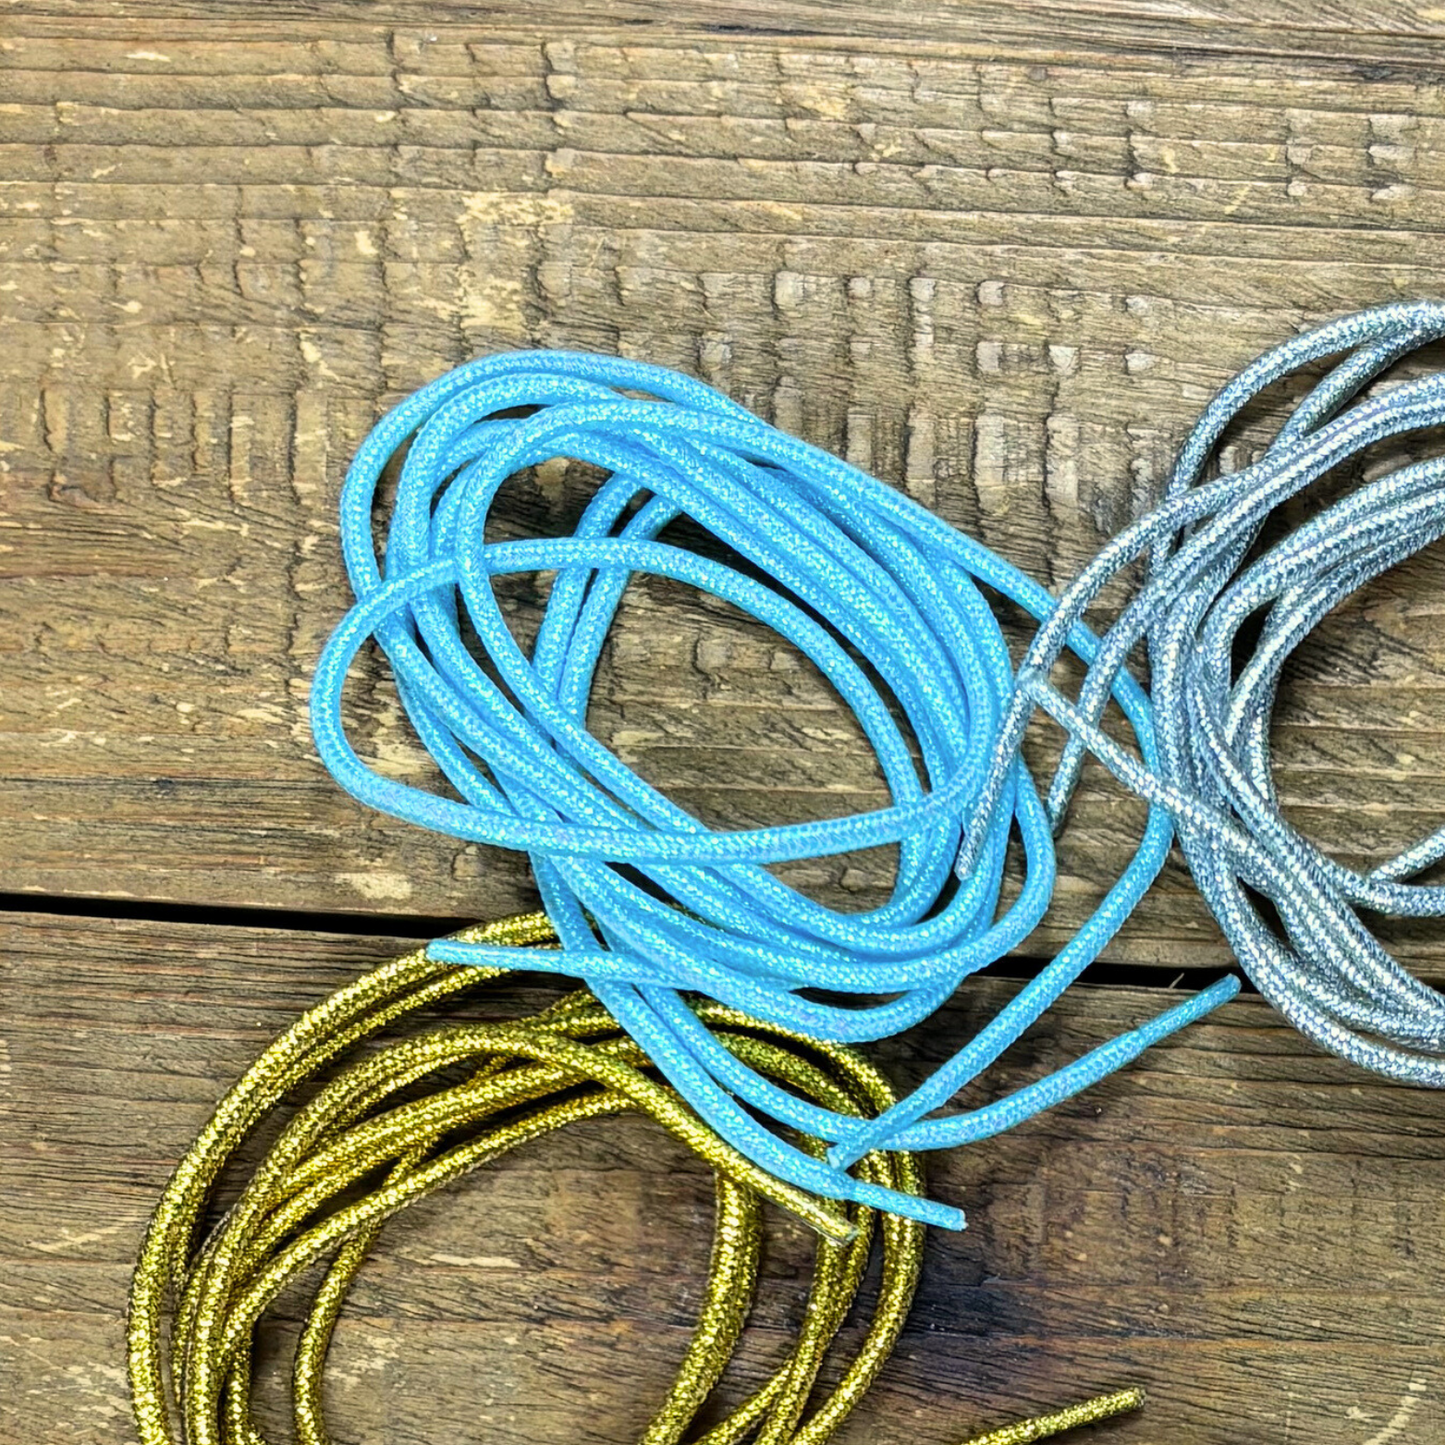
left=128, top=911, right=1143, bottom=1445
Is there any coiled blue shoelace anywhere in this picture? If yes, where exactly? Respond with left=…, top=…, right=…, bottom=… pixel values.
left=310, top=349, right=1241, bottom=1228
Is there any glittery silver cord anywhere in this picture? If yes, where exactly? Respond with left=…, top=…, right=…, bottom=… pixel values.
left=957, top=301, right=1445, bottom=1085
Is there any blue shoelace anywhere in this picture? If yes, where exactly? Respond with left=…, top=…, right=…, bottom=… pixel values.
left=312, top=303, right=1445, bottom=1225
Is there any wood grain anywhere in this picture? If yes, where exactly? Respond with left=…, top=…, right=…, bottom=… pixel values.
left=6, top=12, right=1445, bottom=1445
left=6, top=13, right=1445, bottom=968
left=3, top=911, right=1443, bottom=1444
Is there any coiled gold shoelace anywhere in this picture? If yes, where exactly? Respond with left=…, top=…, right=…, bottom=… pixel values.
left=127, top=911, right=1143, bottom=1445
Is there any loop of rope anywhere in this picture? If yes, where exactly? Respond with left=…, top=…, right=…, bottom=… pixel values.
left=127, top=912, right=1144, bottom=1445
left=948, top=300, right=1445, bottom=1109
left=311, top=351, right=1238, bottom=1227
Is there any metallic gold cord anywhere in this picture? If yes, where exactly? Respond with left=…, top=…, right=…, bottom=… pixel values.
left=957, top=1389, right=1146, bottom=1445
left=127, top=910, right=1143, bottom=1445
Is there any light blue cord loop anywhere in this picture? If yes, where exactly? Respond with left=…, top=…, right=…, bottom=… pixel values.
left=959, top=300, right=1445, bottom=1090
left=310, top=349, right=1225, bottom=1228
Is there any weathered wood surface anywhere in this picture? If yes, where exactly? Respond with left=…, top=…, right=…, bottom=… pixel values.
left=4, top=9, right=1445, bottom=963
left=6, top=10, right=1445, bottom=1445
left=3, top=911, right=1443, bottom=1445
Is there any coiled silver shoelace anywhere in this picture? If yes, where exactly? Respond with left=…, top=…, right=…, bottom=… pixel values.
left=957, top=301, right=1445, bottom=1087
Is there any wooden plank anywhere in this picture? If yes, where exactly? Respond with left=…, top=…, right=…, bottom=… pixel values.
left=2, top=910, right=1443, bottom=1443
left=7, top=2, right=1445, bottom=58
left=6, top=13, right=1445, bottom=966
